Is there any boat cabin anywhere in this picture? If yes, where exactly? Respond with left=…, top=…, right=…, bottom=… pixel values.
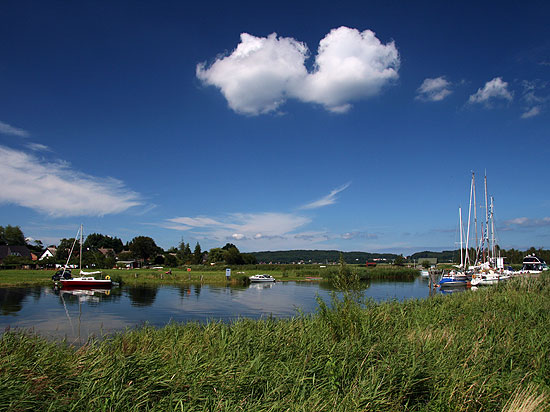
left=522, top=255, right=548, bottom=272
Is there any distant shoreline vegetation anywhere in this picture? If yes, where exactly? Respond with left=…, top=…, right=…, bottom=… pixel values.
left=1, top=224, right=549, bottom=269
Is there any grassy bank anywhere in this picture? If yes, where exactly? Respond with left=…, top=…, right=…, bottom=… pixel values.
left=1, top=276, right=549, bottom=411
left=0, top=264, right=418, bottom=287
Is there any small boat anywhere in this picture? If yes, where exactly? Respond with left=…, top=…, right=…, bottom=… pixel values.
left=52, top=225, right=112, bottom=289
left=249, top=274, right=275, bottom=282
left=420, top=269, right=430, bottom=278
left=58, top=276, right=112, bottom=288
left=439, top=270, right=469, bottom=287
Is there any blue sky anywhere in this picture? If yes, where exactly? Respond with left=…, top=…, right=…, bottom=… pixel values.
left=1, top=0, right=549, bottom=254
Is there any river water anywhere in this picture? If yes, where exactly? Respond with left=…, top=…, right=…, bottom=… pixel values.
left=0, top=277, right=459, bottom=343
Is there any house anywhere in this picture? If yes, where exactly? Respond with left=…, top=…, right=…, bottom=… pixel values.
left=97, top=248, right=115, bottom=257
left=0, top=245, right=32, bottom=264
left=39, top=247, right=57, bottom=261
left=116, top=260, right=138, bottom=269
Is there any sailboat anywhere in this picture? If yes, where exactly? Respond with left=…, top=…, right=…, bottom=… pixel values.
left=53, top=225, right=112, bottom=288
left=439, top=207, right=469, bottom=287
left=469, top=174, right=512, bottom=286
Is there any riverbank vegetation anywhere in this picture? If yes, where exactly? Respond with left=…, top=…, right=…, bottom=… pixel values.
left=1, top=275, right=548, bottom=411
left=0, top=264, right=418, bottom=287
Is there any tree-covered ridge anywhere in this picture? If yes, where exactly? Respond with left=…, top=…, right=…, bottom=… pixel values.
left=409, top=250, right=457, bottom=263
left=251, top=250, right=399, bottom=264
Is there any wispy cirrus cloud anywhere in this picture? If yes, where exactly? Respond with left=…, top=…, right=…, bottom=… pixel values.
left=26, top=142, right=52, bottom=152
left=197, top=26, right=400, bottom=115
left=520, top=80, right=547, bottom=119
left=416, top=76, right=452, bottom=101
left=163, top=212, right=312, bottom=248
left=299, top=182, right=351, bottom=210
left=468, top=77, right=513, bottom=106
left=341, top=231, right=378, bottom=240
left=0, top=145, right=141, bottom=216
left=0, top=121, right=29, bottom=137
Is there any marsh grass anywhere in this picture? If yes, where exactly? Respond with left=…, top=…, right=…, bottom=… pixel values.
left=1, top=275, right=549, bottom=411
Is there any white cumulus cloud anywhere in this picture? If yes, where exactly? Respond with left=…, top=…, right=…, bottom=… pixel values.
left=0, top=145, right=141, bottom=216
left=197, top=27, right=400, bottom=115
left=0, top=121, right=29, bottom=137
left=416, top=76, right=452, bottom=101
left=468, top=77, right=513, bottom=106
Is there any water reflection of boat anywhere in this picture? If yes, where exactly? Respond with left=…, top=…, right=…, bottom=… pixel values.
left=56, top=286, right=112, bottom=303
left=249, top=274, right=275, bottom=282
left=439, top=285, right=468, bottom=295
left=248, top=282, right=274, bottom=290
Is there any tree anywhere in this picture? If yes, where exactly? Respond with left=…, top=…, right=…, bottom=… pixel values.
left=83, top=233, right=124, bottom=253
left=224, top=246, right=244, bottom=265
left=4, top=225, right=26, bottom=246
left=164, top=254, right=178, bottom=267
left=129, top=236, right=161, bottom=262
left=55, top=238, right=80, bottom=264
left=242, top=253, right=257, bottom=264
left=222, top=243, right=238, bottom=251
left=192, top=242, right=203, bottom=264
left=207, top=248, right=225, bottom=264
left=176, top=240, right=192, bottom=264
left=421, top=260, right=431, bottom=269
left=394, top=255, right=405, bottom=266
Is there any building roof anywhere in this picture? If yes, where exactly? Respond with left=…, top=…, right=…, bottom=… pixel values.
left=0, top=245, right=32, bottom=259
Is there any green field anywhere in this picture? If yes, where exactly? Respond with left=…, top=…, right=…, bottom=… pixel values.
left=0, top=275, right=548, bottom=411
left=0, top=264, right=419, bottom=287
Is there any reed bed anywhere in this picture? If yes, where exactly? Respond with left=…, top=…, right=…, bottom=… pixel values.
left=1, top=275, right=549, bottom=411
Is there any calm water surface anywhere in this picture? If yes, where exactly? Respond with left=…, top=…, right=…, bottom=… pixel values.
left=0, top=277, right=459, bottom=342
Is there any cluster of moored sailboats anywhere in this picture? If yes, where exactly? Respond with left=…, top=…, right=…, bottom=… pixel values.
left=437, top=173, right=547, bottom=289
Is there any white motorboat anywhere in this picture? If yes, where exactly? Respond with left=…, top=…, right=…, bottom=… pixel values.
left=249, top=274, right=275, bottom=282
left=420, top=269, right=430, bottom=278
left=521, top=254, right=548, bottom=274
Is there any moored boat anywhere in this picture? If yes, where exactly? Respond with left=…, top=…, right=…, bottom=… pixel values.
left=249, top=274, right=275, bottom=282
left=470, top=270, right=511, bottom=286
left=52, top=225, right=112, bottom=289
left=521, top=254, right=548, bottom=274
left=439, top=270, right=469, bottom=287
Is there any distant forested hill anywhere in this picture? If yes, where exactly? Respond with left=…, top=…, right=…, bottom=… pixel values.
left=409, top=250, right=457, bottom=263
left=251, top=250, right=399, bottom=264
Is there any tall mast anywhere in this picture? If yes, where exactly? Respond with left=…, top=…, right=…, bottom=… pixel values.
left=80, top=223, right=83, bottom=271
left=459, top=207, right=464, bottom=268
left=465, top=173, right=474, bottom=268
left=483, top=173, right=489, bottom=263
left=490, top=196, right=496, bottom=263
left=473, top=173, right=478, bottom=264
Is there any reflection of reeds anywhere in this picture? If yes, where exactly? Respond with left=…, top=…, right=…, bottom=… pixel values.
left=1, top=275, right=549, bottom=410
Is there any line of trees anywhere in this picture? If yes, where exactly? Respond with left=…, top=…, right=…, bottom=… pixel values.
left=2, top=224, right=550, bottom=268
